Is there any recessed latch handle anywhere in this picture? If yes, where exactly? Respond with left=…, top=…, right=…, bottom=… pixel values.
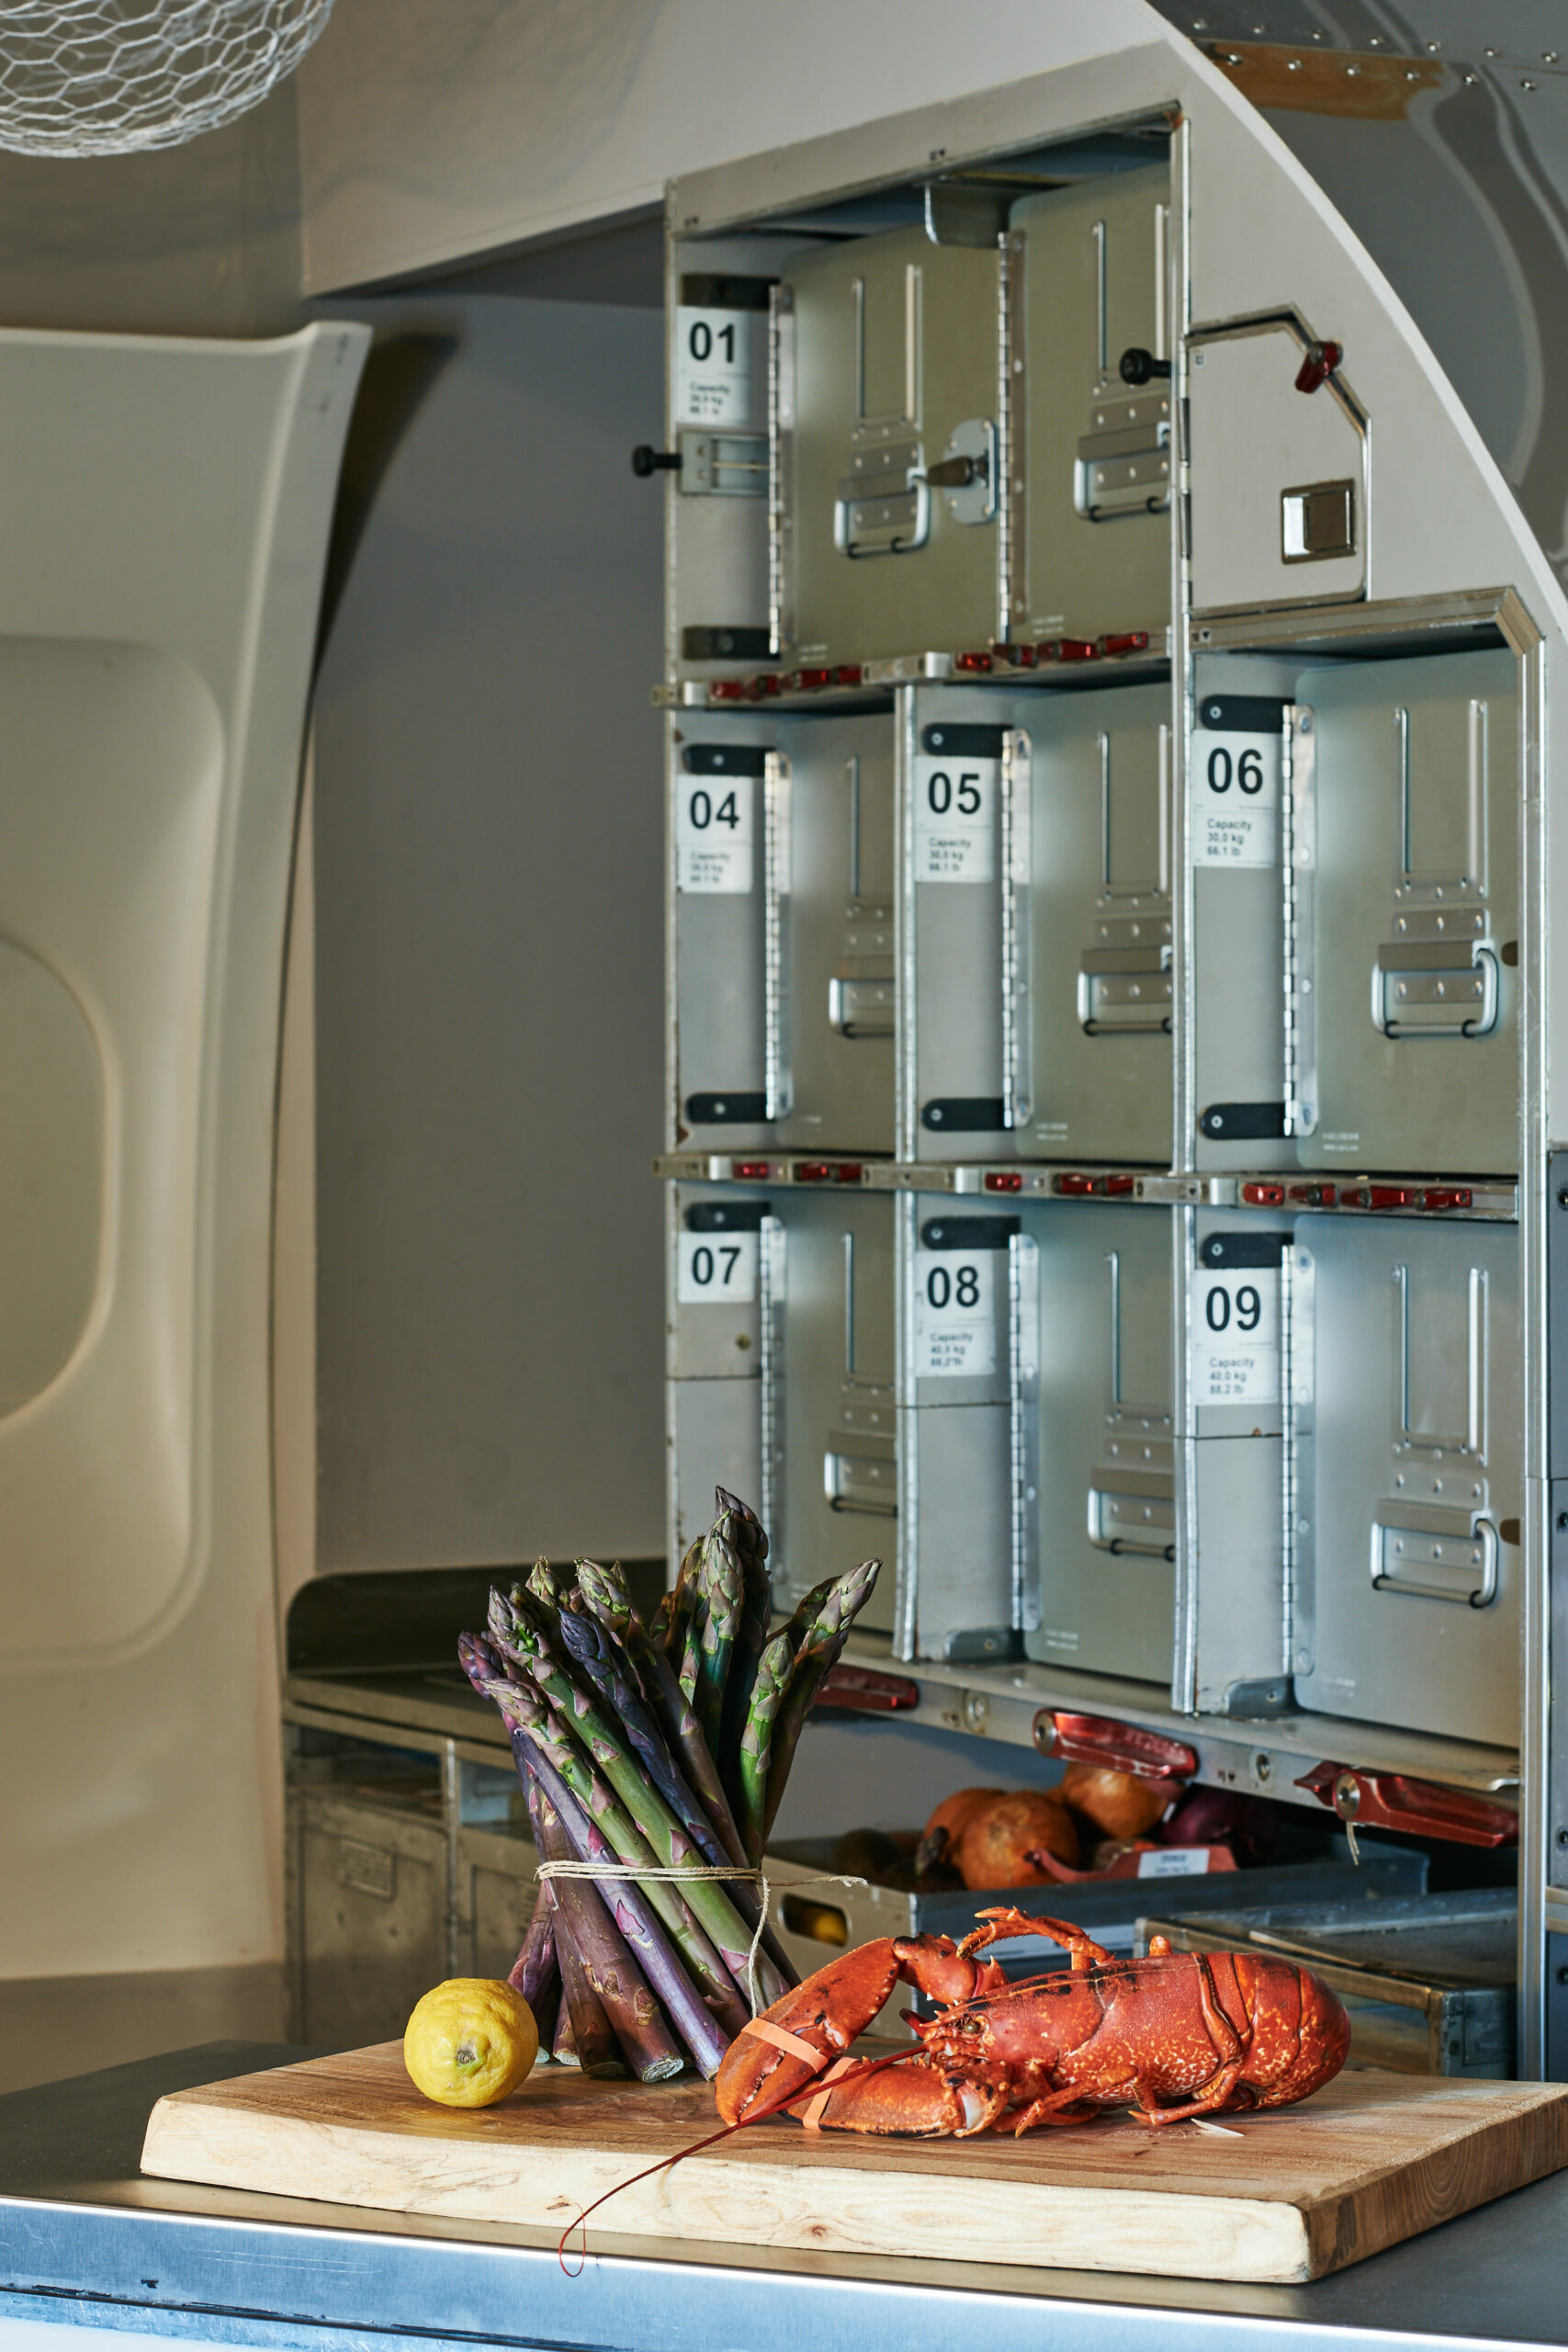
left=631, top=444, right=682, bottom=476
left=1119, top=346, right=1171, bottom=385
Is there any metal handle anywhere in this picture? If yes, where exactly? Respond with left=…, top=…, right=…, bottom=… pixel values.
left=1374, top=944, right=1499, bottom=1040
left=1000, top=730, right=1032, bottom=1127
left=823, top=1449, right=897, bottom=1515
left=1371, top=1515, right=1500, bottom=1608
left=762, top=753, right=793, bottom=1119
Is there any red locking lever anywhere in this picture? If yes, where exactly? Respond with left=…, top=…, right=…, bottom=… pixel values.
left=1033, top=1709, right=1198, bottom=1799
left=1295, top=1761, right=1517, bottom=1849
left=813, top=1664, right=920, bottom=1713
left=1294, top=339, right=1343, bottom=394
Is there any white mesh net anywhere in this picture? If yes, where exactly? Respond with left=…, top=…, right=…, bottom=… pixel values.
left=0, top=0, right=335, bottom=156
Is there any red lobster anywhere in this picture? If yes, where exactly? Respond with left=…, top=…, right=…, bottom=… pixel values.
left=716, top=1908, right=1350, bottom=2134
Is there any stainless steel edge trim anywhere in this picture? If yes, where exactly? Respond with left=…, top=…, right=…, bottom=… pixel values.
left=894, top=1189, right=919, bottom=1658
left=1519, top=619, right=1550, bottom=2077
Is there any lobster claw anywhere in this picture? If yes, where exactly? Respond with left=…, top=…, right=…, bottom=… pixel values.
left=715, top=1936, right=909, bottom=2124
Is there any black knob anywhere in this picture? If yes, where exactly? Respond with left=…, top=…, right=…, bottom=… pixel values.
left=1119, top=347, right=1171, bottom=386
left=631, top=445, right=682, bottom=477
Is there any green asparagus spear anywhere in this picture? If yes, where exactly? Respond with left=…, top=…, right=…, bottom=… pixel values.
left=693, top=1529, right=744, bottom=1758
left=736, top=1618, right=798, bottom=1866
left=761, top=1557, right=881, bottom=1847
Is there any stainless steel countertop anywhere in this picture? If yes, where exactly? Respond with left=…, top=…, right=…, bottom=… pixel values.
left=1, top=2043, right=1566, bottom=2352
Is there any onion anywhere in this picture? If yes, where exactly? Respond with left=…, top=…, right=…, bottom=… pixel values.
left=1060, top=1763, right=1169, bottom=1841
left=957, top=1790, right=1079, bottom=1888
left=1161, top=1787, right=1276, bottom=1867
left=915, top=1785, right=1003, bottom=1876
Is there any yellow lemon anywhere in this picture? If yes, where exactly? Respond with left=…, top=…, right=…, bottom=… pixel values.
left=403, top=1978, right=538, bottom=2108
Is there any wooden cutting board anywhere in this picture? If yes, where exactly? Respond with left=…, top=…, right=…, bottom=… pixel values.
left=141, top=2043, right=1568, bottom=2285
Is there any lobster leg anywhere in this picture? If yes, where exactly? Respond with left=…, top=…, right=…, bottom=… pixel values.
left=1133, top=2058, right=1248, bottom=2126
left=1006, top=2082, right=1118, bottom=2134
left=960, top=1907, right=1115, bottom=1973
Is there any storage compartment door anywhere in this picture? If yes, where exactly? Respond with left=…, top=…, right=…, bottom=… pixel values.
left=1299, top=650, right=1517, bottom=1176
left=776, top=1191, right=897, bottom=1633
left=1010, top=163, right=1172, bottom=645
left=1021, top=1202, right=1175, bottom=1685
left=1017, top=682, right=1172, bottom=1163
left=782, top=227, right=1000, bottom=669
left=784, top=710, right=896, bottom=1150
left=1296, top=1216, right=1519, bottom=1749
left=899, top=1202, right=1016, bottom=1660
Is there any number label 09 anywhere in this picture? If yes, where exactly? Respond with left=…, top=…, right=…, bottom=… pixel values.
left=1190, top=1265, right=1280, bottom=1406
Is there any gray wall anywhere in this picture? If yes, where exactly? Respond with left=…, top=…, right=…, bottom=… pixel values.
left=0, top=88, right=299, bottom=335
left=310, top=291, right=668, bottom=1569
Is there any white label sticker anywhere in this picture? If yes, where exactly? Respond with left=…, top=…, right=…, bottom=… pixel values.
left=1190, top=1264, right=1280, bottom=1406
left=913, top=752, right=998, bottom=883
left=675, top=307, right=758, bottom=425
left=913, top=1248, right=997, bottom=1376
left=1137, top=1847, right=1215, bottom=1879
left=676, top=771, right=754, bottom=892
left=677, top=1229, right=758, bottom=1305
left=1192, top=729, right=1280, bottom=868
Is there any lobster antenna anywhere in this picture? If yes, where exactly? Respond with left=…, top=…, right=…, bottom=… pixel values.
left=556, top=2049, right=911, bottom=2272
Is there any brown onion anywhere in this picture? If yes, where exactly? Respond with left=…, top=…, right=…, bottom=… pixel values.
left=957, top=1790, right=1079, bottom=1888
left=915, top=1785, right=1003, bottom=1877
left=1060, top=1763, right=1169, bottom=1842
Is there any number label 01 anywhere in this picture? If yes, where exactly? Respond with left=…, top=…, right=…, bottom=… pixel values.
left=913, top=1249, right=997, bottom=1376
left=1190, top=1265, right=1280, bottom=1406
left=677, top=1230, right=758, bottom=1305
left=1191, top=728, right=1280, bottom=869
left=675, top=307, right=758, bottom=427
left=676, top=775, right=753, bottom=893
left=912, top=753, right=998, bottom=883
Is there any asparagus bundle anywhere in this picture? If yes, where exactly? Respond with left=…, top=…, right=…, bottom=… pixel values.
left=459, top=1490, right=880, bottom=2081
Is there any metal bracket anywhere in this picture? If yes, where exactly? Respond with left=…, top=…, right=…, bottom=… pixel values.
left=1000, top=728, right=1032, bottom=1127
left=762, top=752, right=793, bottom=1120
left=1283, top=703, right=1318, bottom=1135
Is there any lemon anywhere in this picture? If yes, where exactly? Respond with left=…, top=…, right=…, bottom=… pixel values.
left=403, top=1978, right=538, bottom=2108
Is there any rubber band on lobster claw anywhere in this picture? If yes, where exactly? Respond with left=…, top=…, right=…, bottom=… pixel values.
left=555, top=2048, right=908, bottom=2273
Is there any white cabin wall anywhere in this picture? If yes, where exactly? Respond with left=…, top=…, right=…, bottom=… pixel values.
left=294, top=0, right=1168, bottom=294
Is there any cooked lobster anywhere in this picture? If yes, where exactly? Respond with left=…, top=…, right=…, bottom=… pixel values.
left=716, top=1908, right=1350, bottom=2134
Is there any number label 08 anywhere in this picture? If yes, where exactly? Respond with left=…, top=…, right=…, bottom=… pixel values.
left=913, top=1249, right=997, bottom=1375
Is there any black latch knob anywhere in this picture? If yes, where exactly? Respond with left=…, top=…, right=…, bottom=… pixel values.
left=631, top=445, right=682, bottom=476
left=927, top=451, right=987, bottom=490
left=1119, top=347, right=1172, bottom=386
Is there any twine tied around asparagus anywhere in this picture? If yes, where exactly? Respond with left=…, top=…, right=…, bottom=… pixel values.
left=535, top=1861, right=868, bottom=2018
